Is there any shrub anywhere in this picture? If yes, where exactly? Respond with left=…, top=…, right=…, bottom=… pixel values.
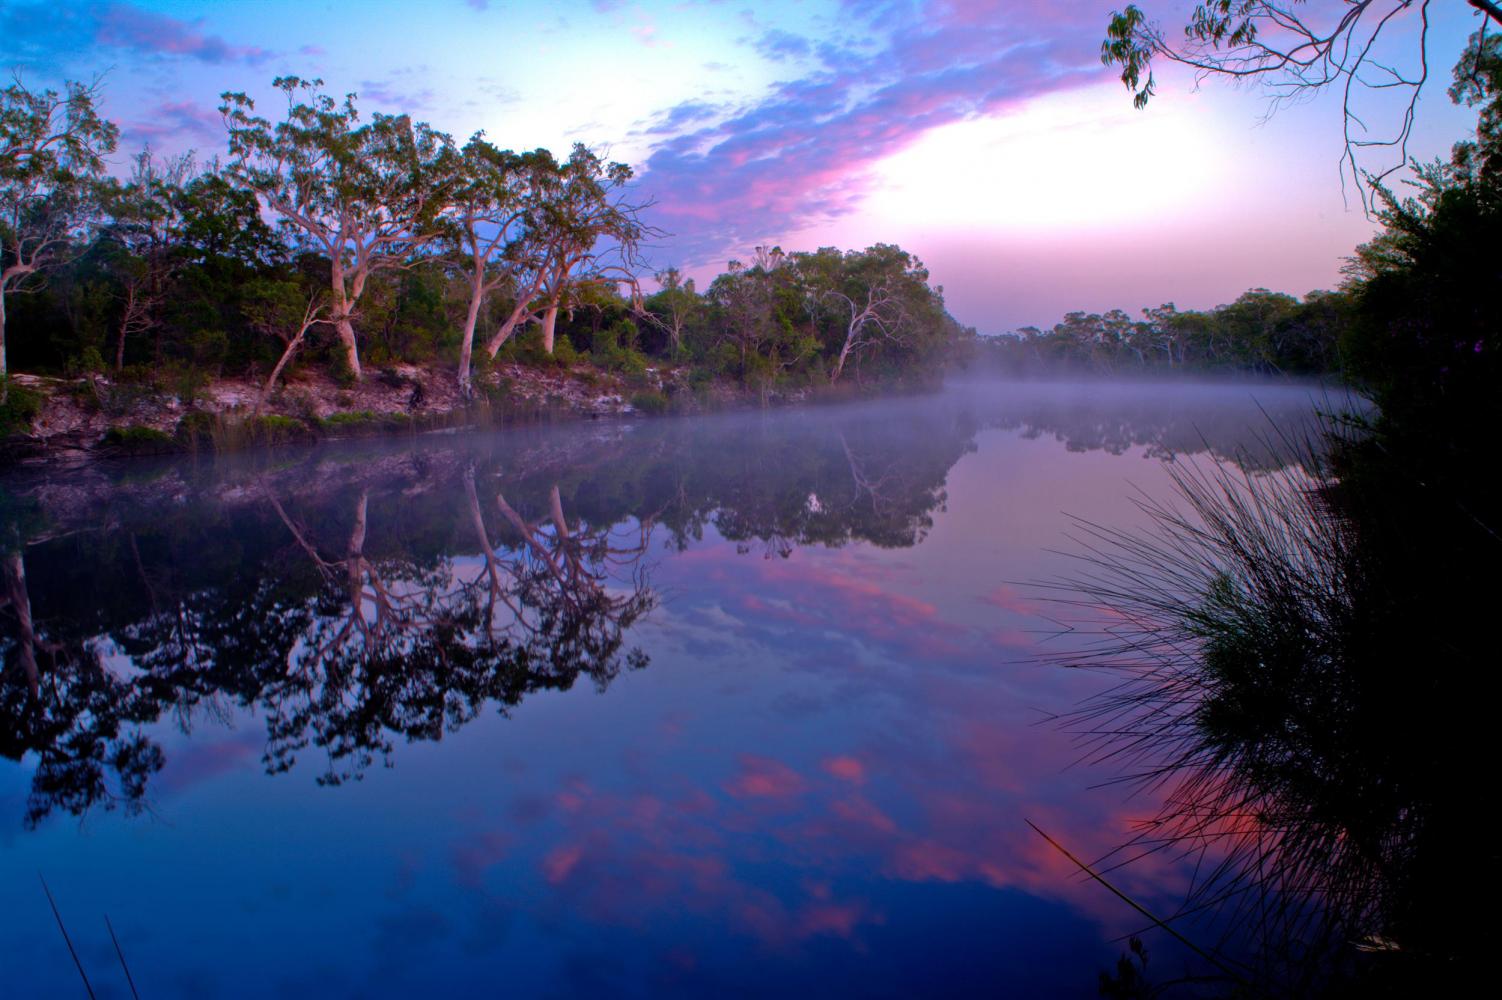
left=101, top=424, right=176, bottom=454
left=0, top=379, right=43, bottom=435
left=65, top=346, right=107, bottom=377
left=175, top=410, right=217, bottom=447
left=320, top=410, right=405, bottom=434
left=249, top=414, right=307, bottom=445
left=629, top=390, right=669, bottom=415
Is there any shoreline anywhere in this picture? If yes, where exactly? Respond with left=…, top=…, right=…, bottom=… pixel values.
left=0, top=363, right=1334, bottom=472
left=0, top=362, right=755, bottom=468
left=1, top=361, right=955, bottom=469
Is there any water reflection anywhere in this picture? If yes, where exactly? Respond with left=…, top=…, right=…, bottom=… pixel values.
left=0, top=379, right=1340, bottom=995
left=1061, top=420, right=1475, bottom=996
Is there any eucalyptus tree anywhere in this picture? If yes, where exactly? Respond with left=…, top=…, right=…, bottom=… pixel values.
left=101, top=149, right=195, bottom=370
left=242, top=277, right=327, bottom=414
left=0, top=75, right=117, bottom=389
left=799, top=244, right=932, bottom=383
left=501, top=144, right=653, bottom=358
left=445, top=136, right=550, bottom=395
left=707, top=250, right=780, bottom=380
left=1103, top=1, right=1502, bottom=205
left=643, top=266, right=704, bottom=356
left=221, top=77, right=457, bottom=380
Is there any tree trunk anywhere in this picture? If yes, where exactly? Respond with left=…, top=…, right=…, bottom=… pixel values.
left=114, top=285, right=133, bottom=372
left=0, top=288, right=9, bottom=395
left=3, top=553, right=39, bottom=699
left=483, top=300, right=533, bottom=360
left=549, top=484, right=570, bottom=542
left=346, top=491, right=369, bottom=607
left=330, top=258, right=362, bottom=380
left=831, top=334, right=856, bottom=383
left=258, top=335, right=304, bottom=417
left=458, top=275, right=484, bottom=397
left=540, top=301, right=560, bottom=355
left=335, top=315, right=361, bottom=380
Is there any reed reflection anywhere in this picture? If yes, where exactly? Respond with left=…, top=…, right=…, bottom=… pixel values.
left=1061, top=421, right=1483, bottom=996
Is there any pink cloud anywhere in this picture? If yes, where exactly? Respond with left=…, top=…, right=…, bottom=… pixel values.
left=724, top=754, right=807, bottom=799
left=822, top=755, right=866, bottom=783
left=829, top=794, right=898, bottom=834
left=979, top=583, right=1045, bottom=616
left=632, top=23, right=669, bottom=48
left=542, top=843, right=585, bottom=884
left=636, top=4, right=1112, bottom=265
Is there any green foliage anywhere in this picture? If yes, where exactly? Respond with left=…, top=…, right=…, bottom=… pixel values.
left=1101, top=5, right=1156, bottom=109
left=319, top=410, right=407, bottom=434
left=592, top=319, right=648, bottom=374
left=985, top=288, right=1348, bottom=376
left=174, top=409, right=216, bottom=447
left=5, top=79, right=966, bottom=405
left=628, top=389, right=669, bottom=415
left=101, top=424, right=175, bottom=453
left=0, top=378, right=42, bottom=434
left=66, top=345, right=106, bottom=376
left=2, top=76, right=119, bottom=383
left=248, top=413, right=307, bottom=445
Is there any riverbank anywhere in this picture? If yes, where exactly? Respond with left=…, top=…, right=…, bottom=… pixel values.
left=0, top=360, right=828, bottom=467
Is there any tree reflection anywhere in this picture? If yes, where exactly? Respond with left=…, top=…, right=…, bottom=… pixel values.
left=2, top=382, right=1323, bottom=828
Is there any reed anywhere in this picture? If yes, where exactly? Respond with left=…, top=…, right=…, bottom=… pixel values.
left=1044, top=416, right=1453, bottom=992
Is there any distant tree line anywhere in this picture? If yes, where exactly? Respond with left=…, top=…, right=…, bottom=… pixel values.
left=981, top=288, right=1351, bottom=377
left=1, top=74, right=969, bottom=413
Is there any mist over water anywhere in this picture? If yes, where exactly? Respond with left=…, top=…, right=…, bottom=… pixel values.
left=0, top=378, right=1343, bottom=997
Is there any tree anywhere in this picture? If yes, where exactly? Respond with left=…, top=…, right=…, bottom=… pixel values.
left=706, top=248, right=786, bottom=385
left=1103, top=1, right=1502, bottom=206
left=642, top=266, right=703, bottom=356
left=100, top=149, right=194, bottom=370
left=504, top=144, right=652, bottom=358
left=801, top=244, right=937, bottom=383
left=242, top=278, right=327, bottom=414
left=444, top=137, right=550, bottom=394
left=0, top=75, right=117, bottom=389
left=221, top=77, right=456, bottom=380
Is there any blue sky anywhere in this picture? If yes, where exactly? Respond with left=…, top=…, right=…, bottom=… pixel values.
left=0, top=0, right=1488, bottom=332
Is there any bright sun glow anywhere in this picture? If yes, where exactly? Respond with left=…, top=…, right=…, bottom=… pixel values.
left=866, top=84, right=1230, bottom=234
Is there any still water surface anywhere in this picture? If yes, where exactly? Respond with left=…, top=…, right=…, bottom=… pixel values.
left=0, top=379, right=1331, bottom=997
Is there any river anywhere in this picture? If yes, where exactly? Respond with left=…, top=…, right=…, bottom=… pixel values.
left=0, top=378, right=1338, bottom=997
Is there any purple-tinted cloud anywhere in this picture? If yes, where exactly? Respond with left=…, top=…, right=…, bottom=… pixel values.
left=635, top=2, right=1115, bottom=267
left=123, top=98, right=224, bottom=148
left=359, top=79, right=438, bottom=112
left=0, top=2, right=272, bottom=68
left=94, top=2, right=273, bottom=64
left=637, top=99, right=725, bottom=136
left=755, top=29, right=813, bottom=62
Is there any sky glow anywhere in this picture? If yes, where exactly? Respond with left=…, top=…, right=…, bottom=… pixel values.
left=0, top=0, right=1488, bottom=332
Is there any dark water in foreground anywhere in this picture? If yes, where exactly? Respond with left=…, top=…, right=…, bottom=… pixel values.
left=0, top=379, right=1335, bottom=997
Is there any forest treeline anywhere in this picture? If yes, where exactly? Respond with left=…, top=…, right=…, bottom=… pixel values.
left=981, top=287, right=1350, bottom=376
left=0, top=75, right=968, bottom=421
